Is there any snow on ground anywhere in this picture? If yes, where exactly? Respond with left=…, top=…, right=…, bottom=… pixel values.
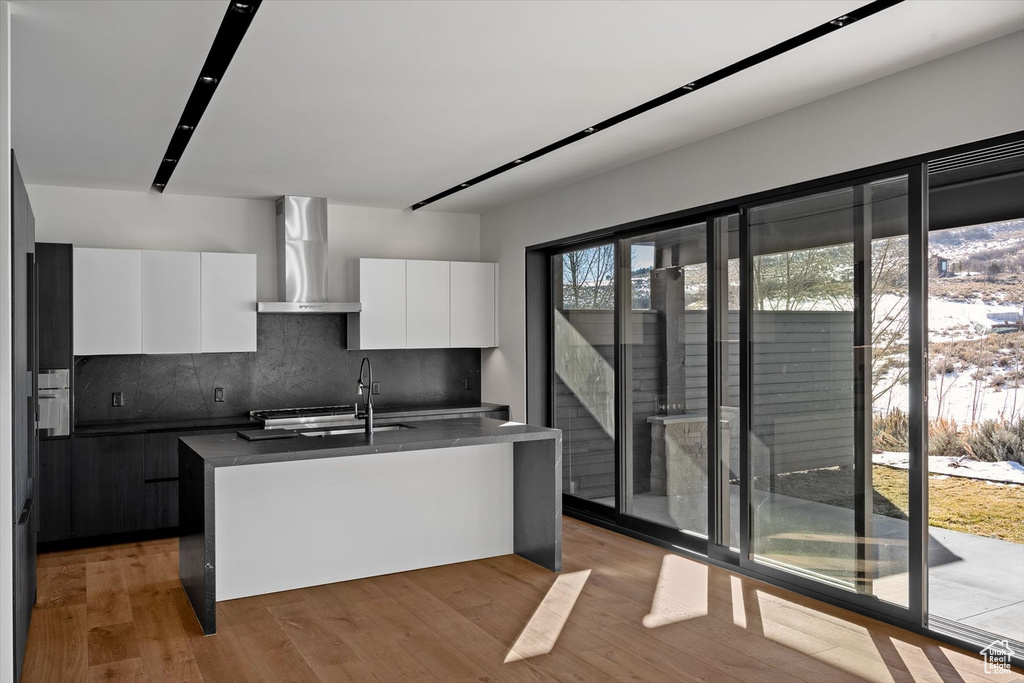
left=883, top=367, right=1024, bottom=423
left=926, top=295, right=1020, bottom=342
left=871, top=291, right=1024, bottom=422
left=874, top=452, right=1024, bottom=484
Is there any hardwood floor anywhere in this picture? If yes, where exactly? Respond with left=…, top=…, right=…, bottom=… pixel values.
left=23, top=516, right=1020, bottom=682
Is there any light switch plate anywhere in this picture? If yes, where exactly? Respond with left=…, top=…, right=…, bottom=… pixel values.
left=214, top=387, right=225, bottom=402
left=111, top=391, right=124, bottom=407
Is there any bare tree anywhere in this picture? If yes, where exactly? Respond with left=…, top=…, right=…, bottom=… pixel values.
left=562, top=245, right=615, bottom=310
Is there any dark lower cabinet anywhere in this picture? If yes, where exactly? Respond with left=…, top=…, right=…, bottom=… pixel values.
left=144, top=481, right=179, bottom=530
left=39, top=438, right=71, bottom=542
left=143, top=431, right=184, bottom=531
left=71, top=434, right=145, bottom=537
left=142, top=428, right=236, bottom=529
left=143, top=430, right=183, bottom=480
left=45, top=411, right=510, bottom=546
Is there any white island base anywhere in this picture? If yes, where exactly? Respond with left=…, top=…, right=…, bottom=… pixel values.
left=214, top=443, right=514, bottom=601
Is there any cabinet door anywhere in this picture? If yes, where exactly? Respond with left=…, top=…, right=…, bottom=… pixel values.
left=406, top=260, right=450, bottom=348
left=71, top=435, right=145, bottom=537
left=142, top=427, right=238, bottom=530
left=143, top=250, right=201, bottom=354
left=73, top=248, right=142, bottom=355
left=201, top=252, right=257, bottom=352
left=38, top=439, right=71, bottom=542
left=36, top=243, right=73, bottom=371
left=450, top=262, right=497, bottom=348
left=352, top=258, right=406, bottom=349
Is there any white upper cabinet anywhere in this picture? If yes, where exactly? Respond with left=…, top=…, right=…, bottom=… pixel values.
left=73, top=248, right=143, bottom=356
left=406, top=260, right=450, bottom=349
left=349, top=258, right=407, bottom=350
left=73, top=248, right=256, bottom=355
left=349, top=258, right=497, bottom=350
left=201, top=252, right=257, bottom=353
left=450, top=262, right=497, bottom=348
left=142, top=250, right=201, bottom=354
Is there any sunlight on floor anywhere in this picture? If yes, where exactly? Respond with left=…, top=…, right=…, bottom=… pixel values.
left=643, top=554, right=708, bottom=628
left=730, top=575, right=747, bottom=628
left=504, top=569, right=591, bottom=663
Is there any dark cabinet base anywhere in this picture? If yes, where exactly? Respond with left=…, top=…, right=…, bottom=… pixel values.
left=71, top=434, right=146, bottom=537
left=39, top=439, right=71, bottom=542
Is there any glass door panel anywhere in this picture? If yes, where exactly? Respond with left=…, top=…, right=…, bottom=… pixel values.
left=926, top=214, right=1024, bottom=644
left=553, top=245, right=616, bottom=506
left=622, top=223, right=708, bottom=535
left=713, top=214, right=741, bottom=552
left=746, top=176, right=911, bottom=608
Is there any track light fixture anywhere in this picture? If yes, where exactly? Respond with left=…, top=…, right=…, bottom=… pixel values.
left=409, top=0, right=902, bottom=210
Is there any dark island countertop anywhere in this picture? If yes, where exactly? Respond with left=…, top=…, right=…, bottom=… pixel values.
left=74, top=402, right=510, bottom=437
left=181, top=417, right=557, bottom=469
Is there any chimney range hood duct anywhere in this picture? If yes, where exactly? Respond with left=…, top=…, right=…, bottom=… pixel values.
left=257, top=196, right=361, bottom=314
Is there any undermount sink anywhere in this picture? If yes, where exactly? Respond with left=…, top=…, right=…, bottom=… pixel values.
left=299, top=424, right=413, bottom=437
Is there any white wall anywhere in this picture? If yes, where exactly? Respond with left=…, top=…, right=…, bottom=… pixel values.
left=480, top=31, right=1024, bottom=421
left=0, top=2, right=14, bottom=679
left=327, top=204, right=480, bottom=302
left=26, top=186, right=480, bottom=303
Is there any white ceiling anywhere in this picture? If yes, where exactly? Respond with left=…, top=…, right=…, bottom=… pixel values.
left=11, top=0, right=1024, bottom=214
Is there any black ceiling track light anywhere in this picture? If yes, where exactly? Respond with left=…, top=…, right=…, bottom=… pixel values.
left=151, top=0, right=262, bottom=192
left=409, top=0, right=903, bottom=210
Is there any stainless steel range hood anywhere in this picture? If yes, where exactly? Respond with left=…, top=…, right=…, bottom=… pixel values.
left=257, top=196, right=361, bottom=314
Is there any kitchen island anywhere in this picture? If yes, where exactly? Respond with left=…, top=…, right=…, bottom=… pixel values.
left=178, top=417, right=561, bottom=635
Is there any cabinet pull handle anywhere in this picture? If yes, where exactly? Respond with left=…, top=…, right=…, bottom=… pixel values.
left=17, top=498, right=33, bottom=526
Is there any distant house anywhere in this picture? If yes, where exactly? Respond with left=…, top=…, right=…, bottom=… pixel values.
left=930, top=254, right=951, bottom=277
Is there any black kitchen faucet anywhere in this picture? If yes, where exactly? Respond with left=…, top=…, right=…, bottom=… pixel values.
left=357, top=357, right=374, bottom=435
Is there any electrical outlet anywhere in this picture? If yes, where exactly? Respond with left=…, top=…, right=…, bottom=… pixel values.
left=111, top=391, right=124, bottom=407
left=463, top=377, right=472, bottom=390
left=214, top=387, right=225, bottom=403
left=371, top=381, right=380, bottom=395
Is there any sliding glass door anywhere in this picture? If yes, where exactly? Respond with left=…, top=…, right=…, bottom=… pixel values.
left=742, top=174, right=914, bottom=612
left=553, top=244, right=617, bottom=507
left=539, top=134, right=1024, bottom=653
left=621, top=223, right=709, bottom=536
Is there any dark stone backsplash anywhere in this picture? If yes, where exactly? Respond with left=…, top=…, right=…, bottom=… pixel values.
left=74, top=314, right=481, bottom=424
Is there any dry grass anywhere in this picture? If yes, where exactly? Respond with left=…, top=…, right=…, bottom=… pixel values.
left=874, top=465, right=1024, bottom=544
left=929, top=272, right=1024, bottom=304
left=764, top=466, right=1024, bottom=544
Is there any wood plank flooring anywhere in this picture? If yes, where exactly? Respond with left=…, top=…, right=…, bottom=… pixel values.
left=23, top=516, right=1021, bottom=682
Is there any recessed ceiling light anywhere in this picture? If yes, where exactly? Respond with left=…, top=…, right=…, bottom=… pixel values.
left=683, top=83, right=696, bottom=91
left=461, top=183, right=468, bottom=187
left=152, top=0, right=261, bottom=192
left=830, top=15, right=850, bottom=26
left=513, top=159, right=524, bottom=164
left=584, top=127, right=596, bottom=133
